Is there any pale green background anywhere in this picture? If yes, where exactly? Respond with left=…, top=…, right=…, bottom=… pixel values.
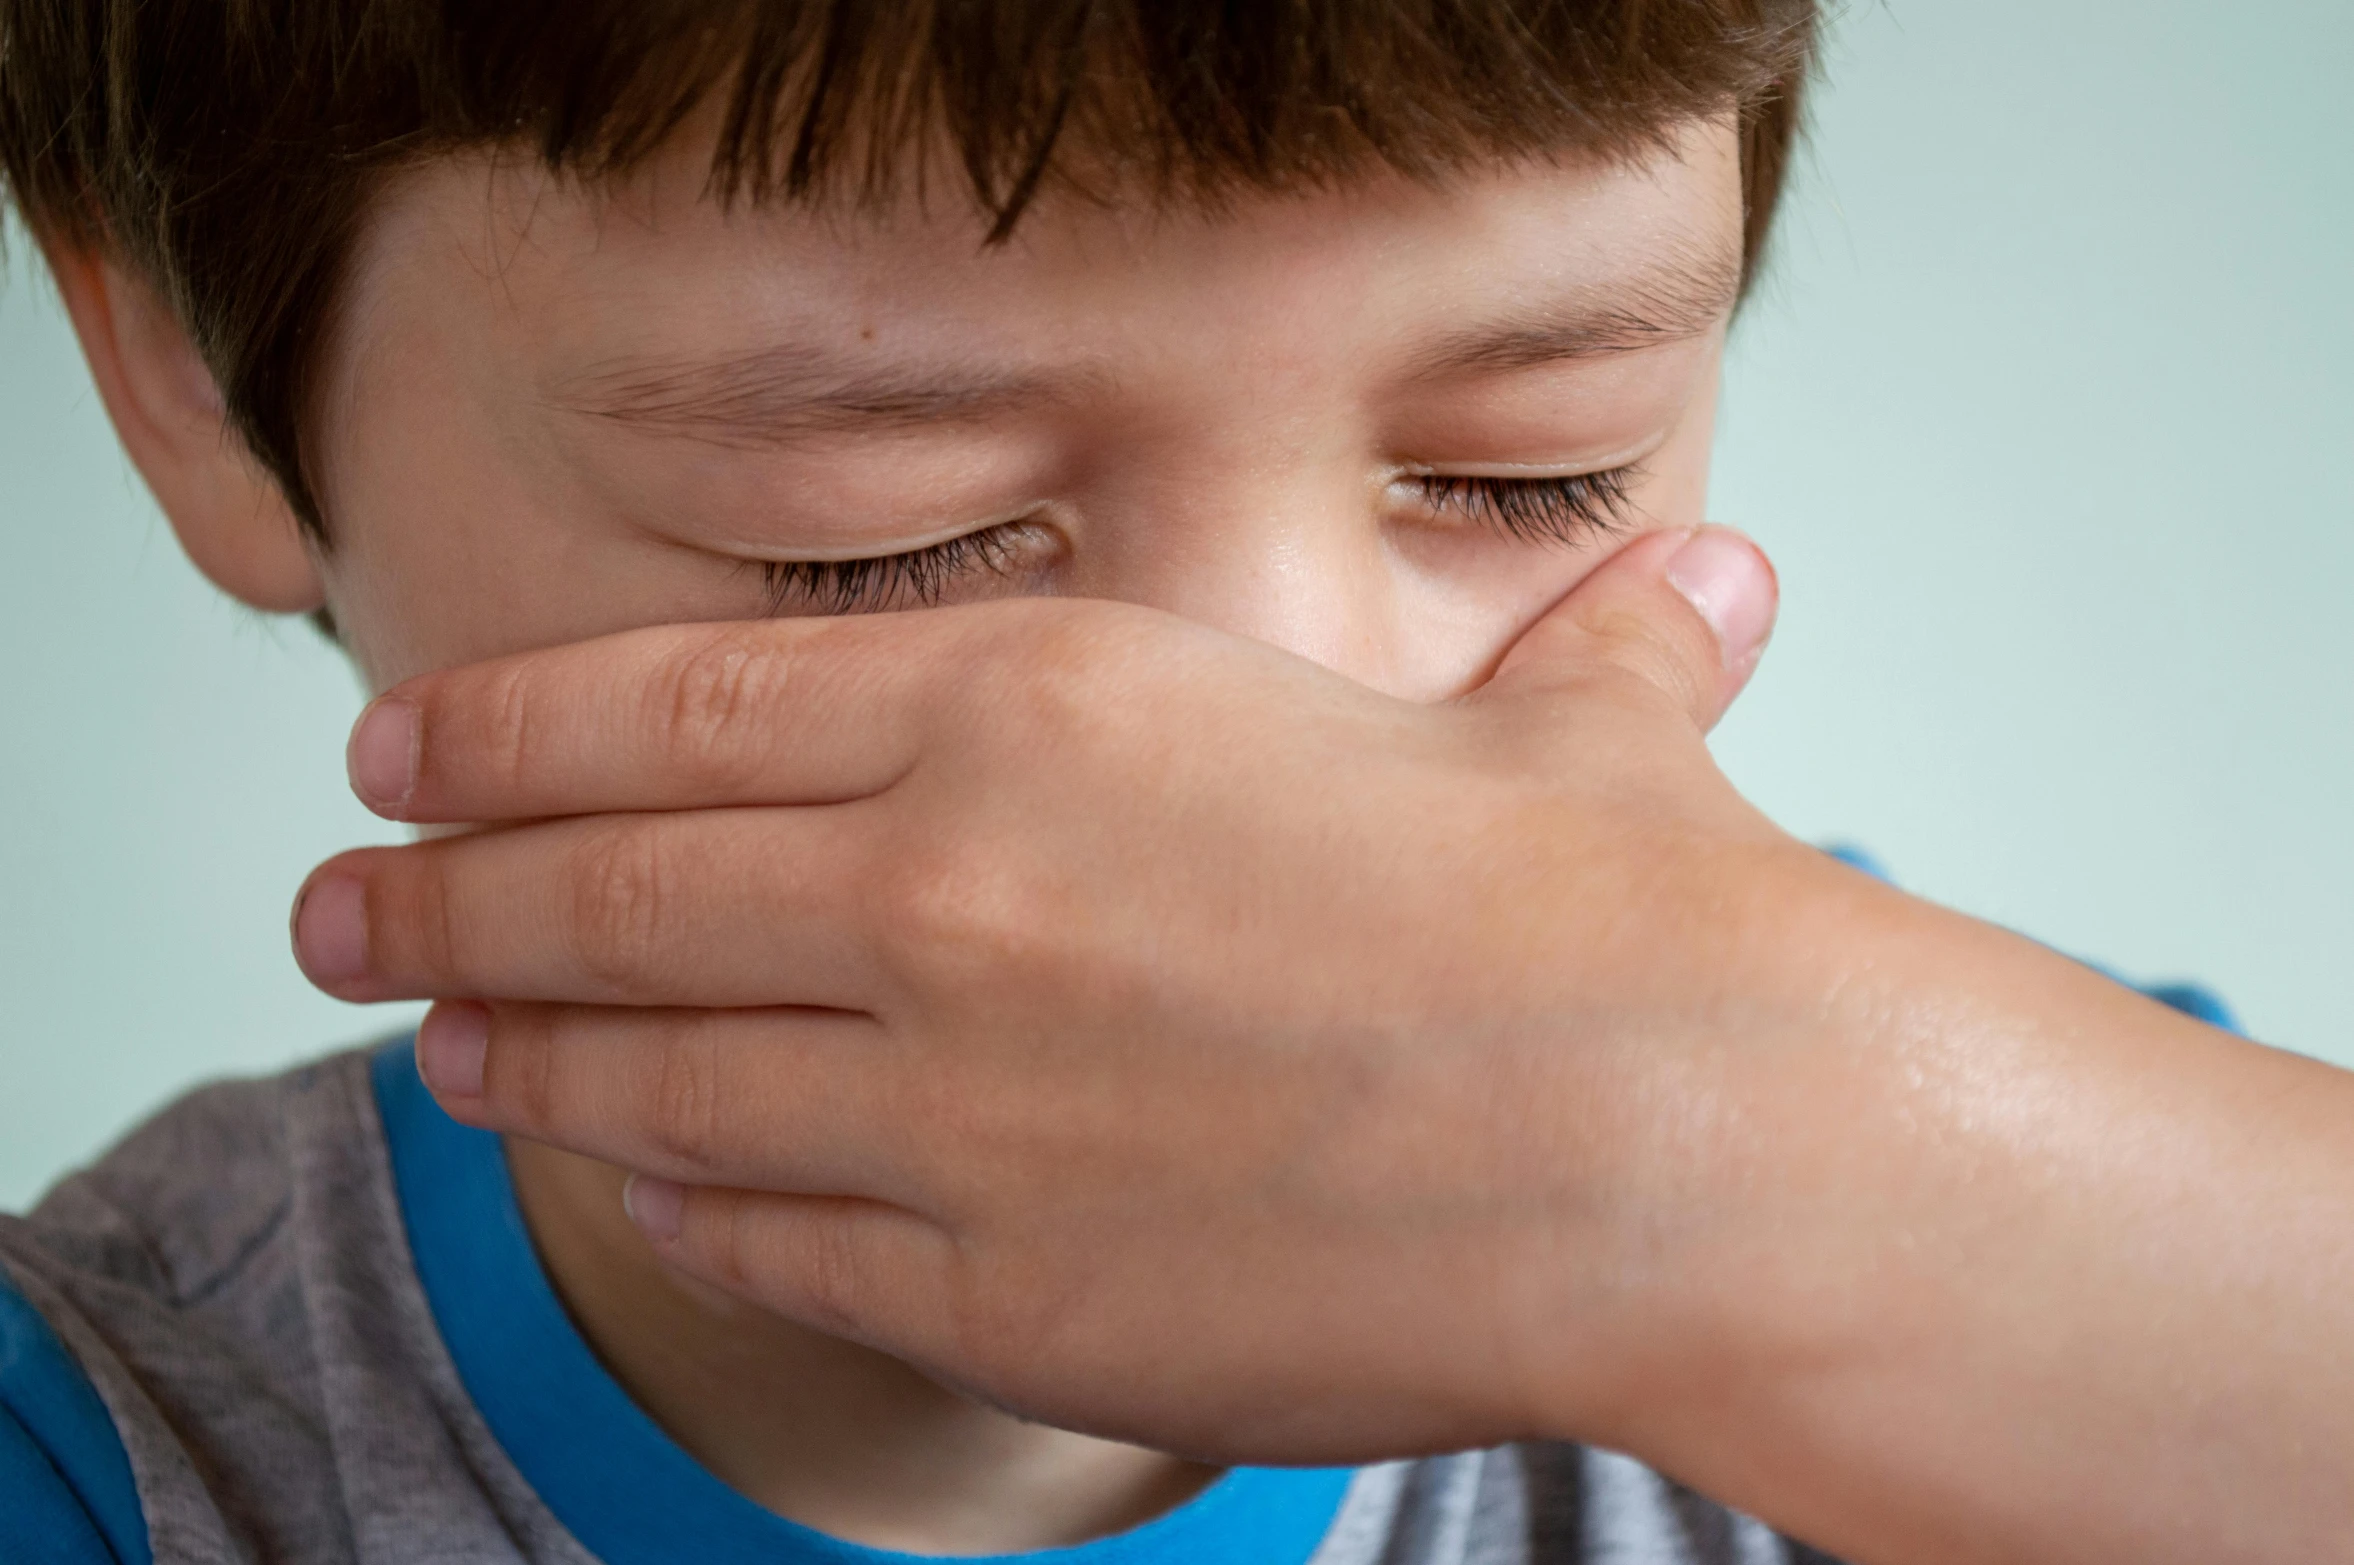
left=3, top=2, right=2348, bottom=1208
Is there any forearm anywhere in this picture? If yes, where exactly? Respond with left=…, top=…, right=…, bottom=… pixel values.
left=1592, top=884, right=2354, bottom=1563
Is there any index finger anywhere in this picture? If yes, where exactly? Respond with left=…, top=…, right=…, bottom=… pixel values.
left=347, top=609, right=972, bottom=823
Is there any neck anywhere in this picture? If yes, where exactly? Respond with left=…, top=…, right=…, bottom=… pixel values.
left=505, top=1136, right=1217, bottom=1554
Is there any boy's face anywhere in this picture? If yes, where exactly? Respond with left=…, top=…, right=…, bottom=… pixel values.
left=310, top=120, right=1741, bottom=702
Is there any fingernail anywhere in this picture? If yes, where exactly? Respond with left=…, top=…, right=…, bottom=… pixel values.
left=291, top=875, right=369, bottom=985
left=1665, top=527, right=1777, bottom=669
left=416, top=1002, right=489, bottom=1098
left=623, top=1175, right=685, bottom=1242
left=348, top=697, right=419, bottom=814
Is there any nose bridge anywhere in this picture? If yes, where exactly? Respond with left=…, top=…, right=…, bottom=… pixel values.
left=1083, top=420, right=1405, bottom=687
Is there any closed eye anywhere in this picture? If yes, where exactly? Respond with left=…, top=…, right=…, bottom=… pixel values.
left=1408, top=466, right=1640, bottom=546
left=751, top=468, right=1641, bottom=615
left=754, top=524, right=1037, bottom=616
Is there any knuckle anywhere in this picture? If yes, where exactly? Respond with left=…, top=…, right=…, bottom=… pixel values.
left=694, top=1192, right=756, bottom=1293
left=420, top=856, right=471, bottom=982
left=477, top=661, right=542, bottom=797
left=562, top=820, right=673, bottom=993
left=795, top=1207, right=876, bottom=1338
left=641, top=1021, right=725, bottom=1177
left=688, top=1192, right=839, bottom=1327
left=1034, top=609, right=1139, bottom=710
left=370, top=845, right=465, bottom=985
left=976, top=602, right=1134, bottom=746
left=1011, top=601, right=1113, bottom=680
left=872, top=835, right=1049, bottom=987
left=649, top=627, right=788, bottom=791
left=491, top=1006, right=564, bottom=1132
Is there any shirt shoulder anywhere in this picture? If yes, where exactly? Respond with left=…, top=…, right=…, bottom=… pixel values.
left=0, top=1048, right=402, bottom=1565
left=23, top=1067, right=314, bottom=1306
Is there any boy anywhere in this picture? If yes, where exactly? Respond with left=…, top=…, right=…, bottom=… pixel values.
left=0, top=4, right=1837, bottom=1557
left=8, top=3, right=2347, bottom=1563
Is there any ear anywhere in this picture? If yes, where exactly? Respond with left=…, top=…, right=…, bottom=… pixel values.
left=44, top=241, right=325, bottom=614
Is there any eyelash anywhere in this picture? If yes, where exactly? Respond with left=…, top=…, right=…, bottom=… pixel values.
left=758, top=527, right=1029, bottom=616
left=758, top=466, right=1640, bottom=615
left=1410, top=466, right=1640, bottom=547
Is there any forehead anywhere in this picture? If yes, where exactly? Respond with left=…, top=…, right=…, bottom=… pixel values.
left=335, top=120, right=1742, bottom=408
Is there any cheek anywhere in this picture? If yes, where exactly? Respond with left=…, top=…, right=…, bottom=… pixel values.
left=1379, top=523, right=1655, bottom=701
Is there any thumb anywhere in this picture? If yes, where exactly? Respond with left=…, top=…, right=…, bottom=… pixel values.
left=1485, top=524, right=1778, bottom=732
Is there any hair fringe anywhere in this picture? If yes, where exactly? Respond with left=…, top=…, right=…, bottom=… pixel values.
left=1, top=0, right=1818, bottom=540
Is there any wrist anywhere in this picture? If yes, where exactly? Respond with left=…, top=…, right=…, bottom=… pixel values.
left=1469, top=839, right=1895, bottom=1436
left=1531, top=854, right=2321, bottom=1562
left=1503, top=849, right=2045, bottom=1440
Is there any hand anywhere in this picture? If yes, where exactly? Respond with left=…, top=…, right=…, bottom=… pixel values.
left=292, top=524, right=1813, bottom=1459
left=293, top=520, right=2354, bottom=1564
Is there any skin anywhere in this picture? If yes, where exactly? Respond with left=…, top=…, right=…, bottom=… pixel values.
left=47, top=115, right=2354, bottom=1563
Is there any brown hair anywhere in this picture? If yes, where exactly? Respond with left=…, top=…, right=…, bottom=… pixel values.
left=0, top=0, right=1817, bottom=541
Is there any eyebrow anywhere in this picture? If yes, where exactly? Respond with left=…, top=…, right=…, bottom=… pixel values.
left=549, top=344, right=1091, bottom=447
left=549, top=244, right=1742, bottom=447
left=1400, top=245, right=1744, bottom=379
